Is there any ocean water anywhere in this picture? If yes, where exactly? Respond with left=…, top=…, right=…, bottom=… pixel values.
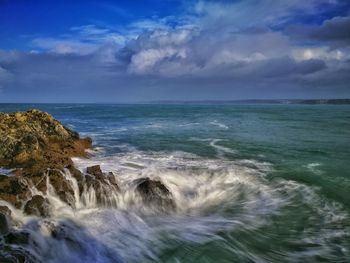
left=1, top=103, right=350, bottom=262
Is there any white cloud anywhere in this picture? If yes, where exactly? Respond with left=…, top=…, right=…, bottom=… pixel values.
left=128, top=47, right=187, bottom=74
left=32, top=38, right=98, bottom=55
left=292, top=47, right=350, bottom=61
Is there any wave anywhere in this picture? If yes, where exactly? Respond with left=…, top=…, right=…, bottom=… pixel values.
left=306, top=162, right=324, bottom=175
left=209, top=120, right=229, bottom=129
left=1, top=150, right=349, bottom=262
left=189, top=138, right=237, bottom=158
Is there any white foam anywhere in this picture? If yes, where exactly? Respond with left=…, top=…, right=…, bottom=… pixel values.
left=209, top=139, right=237, bottom=157
left=306, top=162, right=323, bottom=175
left=210, top=120, right=229, bottom=129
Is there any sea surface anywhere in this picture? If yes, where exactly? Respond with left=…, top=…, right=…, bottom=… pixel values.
left=1, top=103, right=350, bottom=262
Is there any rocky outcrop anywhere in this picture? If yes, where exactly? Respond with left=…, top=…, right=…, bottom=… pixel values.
left=0, top=109, right=92, bottom=170
left=135, top=178, right=175, bottom=211
left=0, top=109, right=175, bottom=215
left=0, top=109, right=92, bottom=208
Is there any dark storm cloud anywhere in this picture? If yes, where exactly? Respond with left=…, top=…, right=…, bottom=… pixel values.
left=287, top=16, right=350, bottom=47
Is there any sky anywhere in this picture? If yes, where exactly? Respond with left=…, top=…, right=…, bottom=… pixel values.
left=0, top=0, right=349, bottom=102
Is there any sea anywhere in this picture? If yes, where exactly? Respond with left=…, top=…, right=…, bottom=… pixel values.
left=0, top=103, right=349, bottom=262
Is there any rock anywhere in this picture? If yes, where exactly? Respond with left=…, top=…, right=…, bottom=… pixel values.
left=0, top=175, right=31, bottom=208
left=0, top=248, right=38, bottom=263
left=0, top=205, right=12, bottom=235
left=0, top=205, right=11, bottom=216
left=1, top=230, right=38, bottom=263
left=0, top=214, right=9, bottom=235
left=86, top=165, right=103, bottom=177
left=4, top=231, right=31, bottom=245
left=23, top=195, right=50, bottom=217
left=66, top=164, right=84, bottom=194
left=83, top=168, right=119, bottom=207
left=66, top=164, right=83, bottom=182
left=0, top=109, right=92, bottom=170
left=135, top=178, right=175, bottom=211
left=47, top=169, right=75, bottom=208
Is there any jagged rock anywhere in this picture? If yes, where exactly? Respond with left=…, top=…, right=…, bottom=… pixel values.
left=66, top=164, right=85, bottom=195
left=86, top=165, right=103, bottom=177
left=23, top=195, right=50, bottom=217
left=46, top=169, right=76, bottom=208
left=0, top=175, right=31, bottom=208
left=67, top=164, right=84, bottom=182
left=135, top=178, right=175, bottom=211
left=84, top=168, right=119, bottom=206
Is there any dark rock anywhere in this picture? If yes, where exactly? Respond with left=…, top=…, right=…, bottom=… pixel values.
left=47, top=169, right=75, bottom=208
left=84, top=171, right=120, bottom=206
left=66, top=164, right=84, bottom=194
left=135, top=178, right=175, bottom=211
left=1, top=230, right=39, bottom=263
left=23, top=195, right=50, bottom=217
left=0, top=205, right=12, bottom=235
left=0, top=214, right=9, bottom=235
left=86, top=165, right=103, bottom=177
left=67, top=164, right=83, bottom=182
left=4, top=231, right=31, bottom=245
left=0, top=175, right=31, bottom=208
left=0, top=246, right=38, bottom=263
left=0, top=205, right=11, bottom=216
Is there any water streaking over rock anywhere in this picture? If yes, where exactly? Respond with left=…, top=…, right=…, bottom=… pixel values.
left=0, top=104, right=350, bottom=262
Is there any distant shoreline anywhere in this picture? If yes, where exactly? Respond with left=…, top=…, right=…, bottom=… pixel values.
left=147, top=99, right=350, bottom=105
left=0, top=99, right=350, bottom=105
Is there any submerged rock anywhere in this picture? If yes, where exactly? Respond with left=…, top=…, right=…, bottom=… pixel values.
left=23, top=195, right=50, bottom=217
left=135, top=178, right=175, bottom=211
left=1, top=230, right=39, bottom=263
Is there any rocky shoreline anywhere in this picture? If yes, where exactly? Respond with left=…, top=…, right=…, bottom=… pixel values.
left=0, top=109, right=174, bottom=262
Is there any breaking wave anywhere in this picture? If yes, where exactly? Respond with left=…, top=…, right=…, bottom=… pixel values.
left=1, top=150, right=349, bottom=262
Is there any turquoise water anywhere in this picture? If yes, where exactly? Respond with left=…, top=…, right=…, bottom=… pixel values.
left=1, top=104, right=350, bottom=262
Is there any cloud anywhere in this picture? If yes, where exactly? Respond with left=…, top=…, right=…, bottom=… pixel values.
left=32, top=38, right=98, bottom=55
left=287, top=16, right=350, bottom=47
left=190, top=0, right=338, bottom=29
left=0, top=0, right=349, bottom=101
